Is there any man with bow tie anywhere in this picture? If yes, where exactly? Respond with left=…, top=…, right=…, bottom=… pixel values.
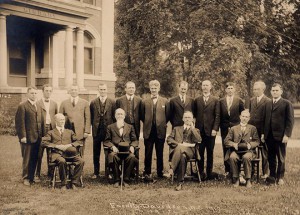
left=35, top=84, right=58, bottom=181
left=225, top=110, right=259, bottom=188
left=42, top=113, right=84, bottom=190
left=60, top=85, right=91, bottom=156
left=141, top=80, right=170, bottom=180
left=262, top=83, right=294, bottom=186
left=219, top=82, right=245, bottom=175
left=90, top=83, right=116, bottom=179
left=194, top=80, right=220, bottom=180
left=247, top=81, right=271, bottom=179
left=15, top=86, right=43, bottom=186
left=169, top=81, right=194, bottom=129
left=104, top=108, right=139, bottom=187
left=116, top=81, right=142, bottom=139
left=166, top=111, right=201, bottom=191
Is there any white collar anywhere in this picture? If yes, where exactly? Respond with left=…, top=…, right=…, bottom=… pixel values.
left=240, top=123, right=247, bottom=127
left=257, top=94, right=264, bottom=101
left=126, top=94, right=134, bottom=100
left=203, top=93, right=210, bottom=98
left=151, top=95, right=159, bottom=99
left=183, top=124, right=190, bottom=130
left=28, top=99, right=36, bottom=105
left=71, top=96, right=79, bottom=102
left=56, top=126, right=64, bottom=132
left=273, top=97, right=281, bottom=102
left=99, top=96, right=107, bottom=101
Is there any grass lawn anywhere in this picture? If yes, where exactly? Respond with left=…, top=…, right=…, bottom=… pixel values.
left=0, top=135, right=299, bottom=215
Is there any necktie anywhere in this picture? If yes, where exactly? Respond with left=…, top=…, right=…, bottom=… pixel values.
left=273, top=99, right=277, bottom=104
left=257, top=97, right=260, bottom=104
left=60, top=128, right=63, bottom=137
left=119, top=126, right=124, bottom=136
left=72, top=99, right=75, bottom=107
left=204, top=96, right=208, bottom=105
left=181, top=96, right=185, bottom=104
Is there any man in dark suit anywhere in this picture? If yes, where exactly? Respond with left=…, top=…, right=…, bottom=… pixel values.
left=15, top=86, right=43, bottom=186
left=116, top=81, right=142, bottom=138
left=104, top=108, right=139, bottom=187
left=169, top=81, right=194, bottom=128
left=220, top=82, right=245, bottom=174
left=90, top=83, right=116, bottom=178
left=247, top=81, right=271, bottom=179
left=262, top=83, right=294, bottom=185
left=42, top=113, right=84, bottom=190
left=141, top=80, right=170, bottom=179
left=59, top=85, right=91, bottom=156
left=167, top=111, right=201, bottom=191
left=225, top=110, right=260, bottom=188
left=194, top=80, right=220, bottom=180
left=35, top=84, right=58, bottom=181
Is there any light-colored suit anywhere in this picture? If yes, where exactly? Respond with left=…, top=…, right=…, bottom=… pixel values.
left=224, top=124, right=259, bottom=179
left=59, top=98, right=91, bottom=140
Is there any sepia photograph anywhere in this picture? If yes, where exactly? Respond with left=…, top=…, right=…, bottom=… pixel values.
left=0, top=0, right=299, bottom=214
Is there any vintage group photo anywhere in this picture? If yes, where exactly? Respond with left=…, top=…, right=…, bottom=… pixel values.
left=0, top=0, right=299, bottom=214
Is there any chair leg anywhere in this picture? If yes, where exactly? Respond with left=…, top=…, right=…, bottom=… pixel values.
left=256, top=163, right=259, bottom=183
left=194, top=161, right=201, bottom=183
left=135, top=161, right=139, bottom=183
left=51, top=167, right=57, bottom=189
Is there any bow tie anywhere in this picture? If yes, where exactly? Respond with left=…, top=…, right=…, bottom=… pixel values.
left=45, top=99, right=50, bottom=102
left=151, top=96, right=157, bottom=99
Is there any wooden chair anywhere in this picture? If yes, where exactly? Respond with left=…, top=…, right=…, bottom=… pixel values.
left=47, top=146, right=84, bottom=189
left=104, top=146, right=140, bottom=184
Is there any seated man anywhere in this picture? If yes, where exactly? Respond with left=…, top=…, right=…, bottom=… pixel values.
left=166, top=111, right=202, bottom=191
left=224, top=110, right=259, bottom=188
left=104, top=108, right=139, bottom=188
left=42, top=113, right=84, bottom=190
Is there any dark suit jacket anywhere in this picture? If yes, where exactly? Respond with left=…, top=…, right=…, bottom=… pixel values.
left=104, top=122, right=139, bottom=148
left=169, top=95, right=194, bottom=128
left=90, top=97, right=116, bottom=138
left=116, top=95, right=142, bottom=137
left=167, top=126, right=202, bottom=161
left=263, top=98, right=294, bottom=141
left=141, top=96, right=170, bottom=139
left=59, top=98, right=91, bottom=140
left=37, top=99, right=58, bottom=136
left=219, top=96, right=245, bottom=134
left=224, top=124, right=259, bottom=161
left=194, top=95, right=220, bottom=136
left=42, top=128, right=82, bottom=162
left=15, top=100, right=43, bottom=144
left=247, top=95, right=271, bottom=136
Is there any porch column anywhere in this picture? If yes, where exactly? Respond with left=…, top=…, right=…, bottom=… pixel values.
left=64, top=26, right=73, bottom=88
left=76, top=28, right=84, bottom=90
left=0, top=14, right=8, bottom=87
left=51, top=33, right=59, bottom=89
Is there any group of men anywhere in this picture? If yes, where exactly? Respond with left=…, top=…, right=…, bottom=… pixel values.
left=15, top=79, right=294, bottom=190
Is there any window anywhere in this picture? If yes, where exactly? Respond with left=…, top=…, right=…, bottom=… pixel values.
left=8, top=41, right=30, bottom=76
left=84, top=32, right=94, bottom=74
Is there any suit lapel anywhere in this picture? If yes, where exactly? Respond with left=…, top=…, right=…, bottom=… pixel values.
left=113, top=123, right=122, bottom=137
left=27, top=100, right=37, bottom=113
left=54, top=128, right=62, bottom=139
left=175, top=96, right=184, bottom=108
left=123, top=123, right=130, bottom=137
left=133, top=96, right=138, bottom=110
left=38, top=99, right=46, bottom=111
left=204, top=96, right=212, bottom=108
left=222, top=98, right=228, bottom=111
left=272, top=98, right=282, bottom=111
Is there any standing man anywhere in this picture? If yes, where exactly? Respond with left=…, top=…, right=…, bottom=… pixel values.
left=59, top=85, right=91, bottom=156
left=262, top=83, right=294, bottom=185
left=141, top=80, right=170, bottom=179
left=247, top=81, right=271, bottom=179
left=15, top=86, right=43, bottom=186
left=194, top=80, right=220, bottom=180
left=169, top=81, right=194, bottom=128
left=219, top=82, right=245, bottom=174
left=116, top=81, right=142, bottom=138
left=90, top=83, right=116, bottom=178
left=35, top=84, right=58, bottom=181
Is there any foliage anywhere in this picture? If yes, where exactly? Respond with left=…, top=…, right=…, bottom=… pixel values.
left=115, top=0, right=300, bottom=101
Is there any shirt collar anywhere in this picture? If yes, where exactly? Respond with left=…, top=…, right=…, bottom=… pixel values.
left=126, top=94, right=134, bottom=100
left=203, top=93, right=210, bottom=98
left=56, top=126, right=64, bottom=132
left=273, top=97, right=281, bottom=102
left=43, top=98, right=50, bottom=103
left=28, top=99, right=36, bottom=105
left=257, top=94, right=264, bottom=101
left=151, top=95, right=158, bottom=99
left=183, top=124, right=190, bottom=130
left=179, top=94, right=186, bottom=99
left=240, top=123, right=247, bottom=127
left=99, top=96, right=107, bottom=101
left=71, top=96, right=79, bottom=102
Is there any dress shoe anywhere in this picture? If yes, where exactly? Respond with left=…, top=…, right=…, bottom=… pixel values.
left=71, top=184, right=78, bottom=190
left=114, top=182, right=119, bottom=188
left=23, top=179, right=31, bottom=186
left=266, top=176, right=276, bottom=185
left=61, top=186, right=67, bottom=191
left=175, top=183, right=183, bottom=191
left=261, top=174, right=269, bottom=179
left=163, top=169, right=174, bottom=178
left=239, top=175, right=246, bottom=185
left=233, top=178, right=239, bottom=188
left=34, top=176, right=41, bottom=183
left=123, top=182, right=129, bottom=187
left=91, top=174, right=99, bottom=179
left=277, top=179, right=285, bottom=186
left=246, top=180, right=252, bottom=188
